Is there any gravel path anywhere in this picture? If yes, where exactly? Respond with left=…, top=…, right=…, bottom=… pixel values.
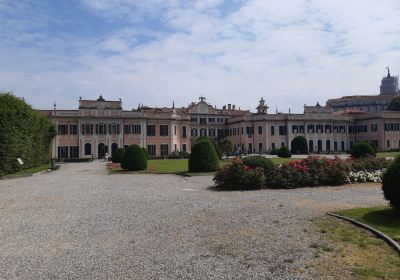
left=0, top=161, right=386, bottom=279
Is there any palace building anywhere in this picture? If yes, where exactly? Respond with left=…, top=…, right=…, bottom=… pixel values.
left=38, top=92, right=400, bottom=159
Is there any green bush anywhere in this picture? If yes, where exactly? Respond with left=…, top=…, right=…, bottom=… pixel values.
left=141, top=148, right=150, bottom=160
left=213, top=159, right=265, bottom=190
left=270, top=148, right=279, bottom=155
left=382, top=156, right=400, bottom=211
left=112, top=148, right=125, bottom=163
left=0, top=92, right=56, bottom=175
left=121, top=144, right=148, bottom=171
left=196, top=137, right=221, bottom=159
left=189, top=139, right=219, bottom=172
left=291, top=136, right=308, bottom=154
left=351, top=142, right=376, bottom=158
left=278, top=146, right=292, bottom=158
left=349, top=157, right=391, bottom=172
left=242, top=156, right=275, bottom=176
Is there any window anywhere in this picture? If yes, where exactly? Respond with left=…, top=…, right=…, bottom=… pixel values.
left=279, top=126, right=287, bottom=136
left=58, top=125, right=68, bottom=135
left=334, top=141, right=338, bottom=151
left=307, top=125, right=315, bottom=133
left=387, top=140, right=391, bottom=149
left=147, top=125, right=156, bottom=136
left=292, top=125, right=298, bottom=134
left=132, top=124, right=141, bottom=134
left=57, top=146, right=68, bottom=158
left=246, top=126, right=253, bottom=135
left=160, top=125, right=169, bottom=136
left=271, top=143, right=276, bottom=149
left=271, top=126, right=275, bottom=136
left=258, top=126, right=263, bottom=135
left=217, top=129, right=224, bottom=138
left=70, top=146, right=79, bottom=158
left=200, top=128, right=207, bottom=137
left=208, top=118, right=215, bottom=123
left=281, top=142, right=285, bottom=147
left=85, top=124, right=93, bottom=134
left=209, top=128, right=215, bottom=137
left=341, top=141, right=345, bottom=151
left=174, top=126, right=177, bottom=136
left=299, top=125, right=305, bottom=133
left=191, top=117, right=198, bottom=123
left=160, top=144, right=169, bottom=155
left=371, top=124, right=378, bottom=132
left=217, top=118, right=224, bottom=123
left=147, top=144, right=156, bottom=156
left=325, top=125, right=332, bottom=133
left=200, top=118, right=207, bottom=125
left=182, top=126, right=187, bottom=138
left=84, top=143, right=92, bottom=155
left=124, top=125, right=131, bottom=134
left=182, top=144, right=187, bottom=152
left=191, top=128, right=197, bottom=137
left=70, top=124, right=78, bottom=135
left=174, top=144, right=177, bottom=151
left=258, top=142, right=263, bottom=152
left=109, top=123, right=119, bottom=134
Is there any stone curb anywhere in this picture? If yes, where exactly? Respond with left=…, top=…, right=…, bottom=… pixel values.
left=0, top=169, right=53, bottom=180
left=327, top=212, right=400, bottom=255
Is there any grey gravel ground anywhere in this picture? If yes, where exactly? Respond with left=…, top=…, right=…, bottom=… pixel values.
left=0, top=161, right=386, bottom=279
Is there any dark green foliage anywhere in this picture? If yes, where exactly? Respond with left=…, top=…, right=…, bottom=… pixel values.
left=349, top=157, right=391, bottom=172
left=387, top=96, right=400, bottom=111
left=189, top=139, right=219, bottom=172
left=270, top=148, right=279, bottom=155
left=219, top=138, right=234, bottom=158
left=112, top=148, right=125, bottom=163
left=242, top=156, right=275, bottom=176
left=196, top=137, right=222, bottom=159
left=351, top=142, right=376, bottom=158
left=141, top=147, right=150, bottom=160
left=382, top=156, right=400, bottom=211
left=213, top=159, right=265, bottom=190
left=121, top=144, right=148, bottom=171
left=0, top=92, right=56, bottom=175
left=291, top=136, right=308, bottom=154
left=278, top=146, right=292, bottom=158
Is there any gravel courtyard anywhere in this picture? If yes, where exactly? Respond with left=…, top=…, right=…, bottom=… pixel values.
left=0, top=161, right=386, bottom=279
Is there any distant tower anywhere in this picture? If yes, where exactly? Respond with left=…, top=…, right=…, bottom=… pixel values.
left=380, top=67, right=399, bottom=95
left=53, top=101, right=56, bottom=110
left=257, top=98, right=269, bottom=114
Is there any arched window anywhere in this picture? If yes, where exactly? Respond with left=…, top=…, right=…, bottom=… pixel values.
left=111, top=143, right=118, bottom=154
left=317, top=140, right=323, bottom=152
left=326, top=140, right=331, bottom=151
left=309, top=140, right=314, bottom=152
left=84, top=143, right=92, bottom=155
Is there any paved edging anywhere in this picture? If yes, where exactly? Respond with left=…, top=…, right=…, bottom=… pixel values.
left=0, top=169, right=52, bottom=180
left=327, top=212, right=400, bottom=255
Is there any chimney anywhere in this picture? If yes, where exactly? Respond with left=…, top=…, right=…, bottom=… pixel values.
left=228, top=104, right=231, bottom=110
left=232, top=105, right=236, bottom=110
left=223, top=105, right=226, bottom=110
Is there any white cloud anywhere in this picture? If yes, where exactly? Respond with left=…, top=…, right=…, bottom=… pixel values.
left=1, top=0, right=400, bottom=112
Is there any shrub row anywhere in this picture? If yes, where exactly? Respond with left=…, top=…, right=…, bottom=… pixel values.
left=0, top=93, right=56, bottom=175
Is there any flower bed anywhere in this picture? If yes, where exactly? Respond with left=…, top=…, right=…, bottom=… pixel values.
left=346, top=170, right=383, bottom=183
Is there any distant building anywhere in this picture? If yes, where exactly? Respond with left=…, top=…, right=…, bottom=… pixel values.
left=327, top=68, right=399, bottom=112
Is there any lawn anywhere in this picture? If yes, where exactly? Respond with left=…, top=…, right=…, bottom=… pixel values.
left=336, top=206, right=400, bottom=242
left=377, top=151, right=400, bottom=158
left=4, top=163, right=50, bottom=177
left=312, top=216, right=400, bottom=279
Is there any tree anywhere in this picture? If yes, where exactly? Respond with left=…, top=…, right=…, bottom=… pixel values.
left=351, top=142, right=376, bottom=158
left=291, top=136, right=308, bottom=154
left=387, top=96, right=400, bottom=111
left=121, top=144, right=148, bottom=171
left=219, top=138, right=234, bottom=158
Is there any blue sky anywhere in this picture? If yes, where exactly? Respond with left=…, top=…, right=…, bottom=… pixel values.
left=1, top=0, right=400, bottom=112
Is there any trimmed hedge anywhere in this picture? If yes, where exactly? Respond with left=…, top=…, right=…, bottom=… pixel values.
left=112, top=148, right=125, bottom=163
left=141, top=147, right=150, bottom=160
left=382, top=156, right=400, bottom=211
left=0, top=93, right=56, bottom=175
left=121, top=144, right=148, bottom=171
left=242, top=156, right=274, bottom=176
left=351, top=142, right=376, bottom=158
left=278, top=146, right=292, bottom=158
left=196, top=137, right=222, bottom=159
left=189, top=138, right=219, bottom=172
left=291, top=136, right=308, bottom=154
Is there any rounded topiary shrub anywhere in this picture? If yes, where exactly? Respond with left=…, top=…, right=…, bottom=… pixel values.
left=242, top=156, right=274, bottom=175
left=112, top=148, right=125, bottom=163
left=141, top=147, right=150, bottom=160
left=189, top=139, right=219, bottom=172
left=382, top=156, right=400, bottom=211
left=121, top=144, right=148, bottom=171
left=351, top=142, right=376, bottom=158
left=196, top=137, right=222, bottom=159
left=278, top=146, right=292, bottom=158
left=291, top=136, right=308, bottom=154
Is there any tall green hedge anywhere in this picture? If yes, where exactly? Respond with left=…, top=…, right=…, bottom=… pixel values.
left=0, top=93, right=56, bottom=175
left=189, top=139, right=219, bottom=172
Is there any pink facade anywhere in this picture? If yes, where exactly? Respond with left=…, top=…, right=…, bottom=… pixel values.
left=37, top=96, right=400, bottom=159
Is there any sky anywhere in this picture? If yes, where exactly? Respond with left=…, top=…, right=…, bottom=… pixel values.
left=1, top=0, right=400, bottom=113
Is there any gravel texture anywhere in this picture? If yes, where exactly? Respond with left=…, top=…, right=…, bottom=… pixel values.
left=0, top=161, right=385, bottom=279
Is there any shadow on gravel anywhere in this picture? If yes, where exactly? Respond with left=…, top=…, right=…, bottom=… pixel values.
left=206, top=185, right=263, bottom=192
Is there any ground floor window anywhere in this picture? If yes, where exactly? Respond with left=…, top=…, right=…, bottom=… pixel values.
left=70, top=146, right=79, bottom=158
left=258, top=142, right=263, bottom=153
left=84, top=143, right=92, bottom=155
left=147, top=145, right=156, bottom=156
left=160, top=144, right=169, bottom=156
left=182, top=144, right=187, bottom=152
left=58, top=146, right=68, bottom=158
